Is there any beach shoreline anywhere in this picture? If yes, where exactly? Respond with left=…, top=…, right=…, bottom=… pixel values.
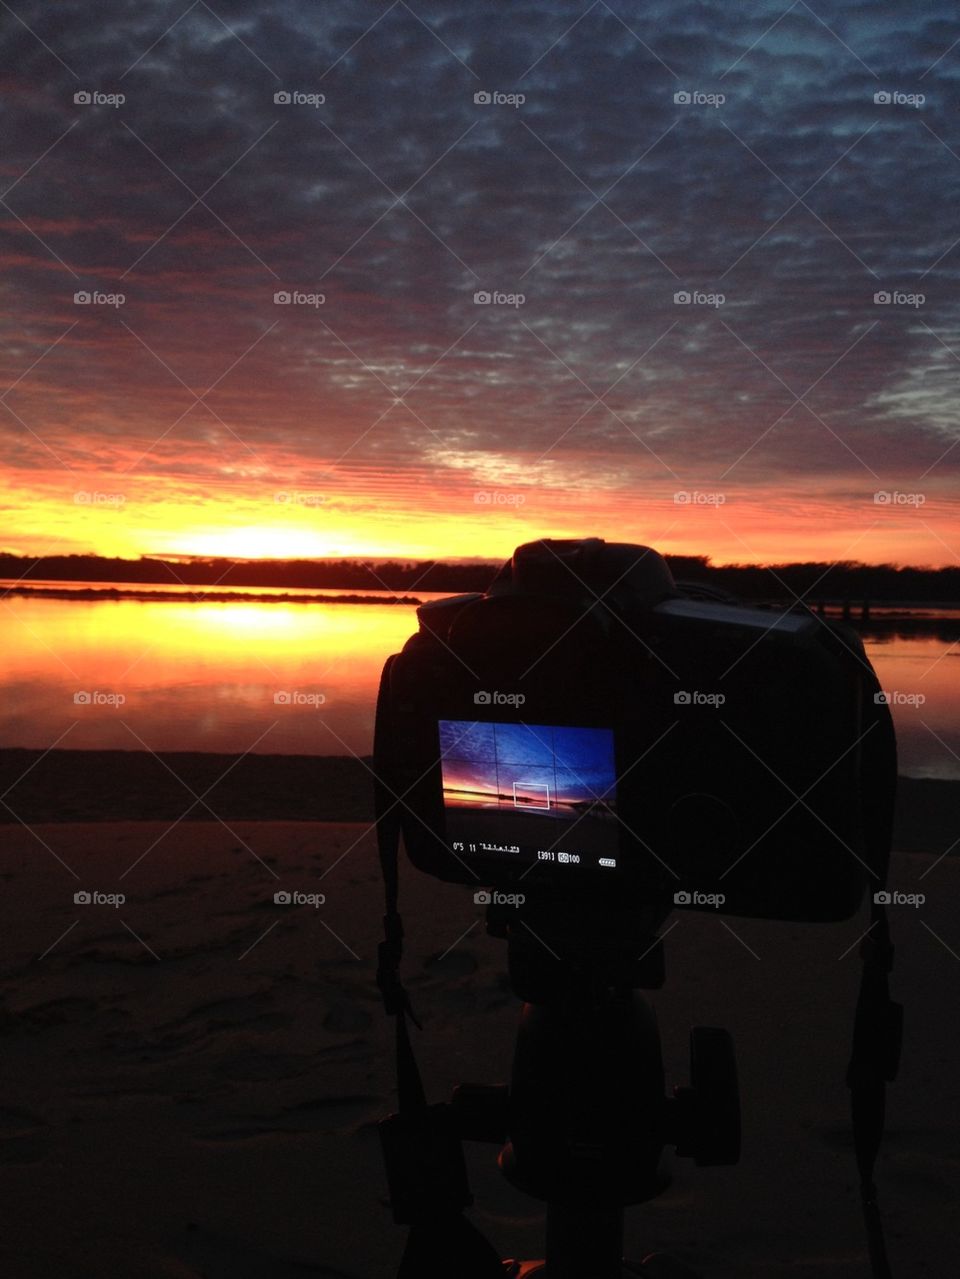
left=0, top=585, right=423, bottom=605
left=1, top=749, right=956, bottom=857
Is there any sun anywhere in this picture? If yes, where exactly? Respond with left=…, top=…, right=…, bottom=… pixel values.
left=164, top=525, right=343, bottom=561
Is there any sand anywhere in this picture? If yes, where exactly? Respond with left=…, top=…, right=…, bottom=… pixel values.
left=0, top=756, right=957, bottom=1276
left=0, top=750, right=955, bottom=850
left=0, top=750, right=375, bottom=825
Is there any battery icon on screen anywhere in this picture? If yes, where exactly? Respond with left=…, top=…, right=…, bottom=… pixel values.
left=598, top=858, right=617, bottom=868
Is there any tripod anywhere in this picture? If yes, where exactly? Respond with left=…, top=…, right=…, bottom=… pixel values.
left=380, top=895, right=741, bottom=1278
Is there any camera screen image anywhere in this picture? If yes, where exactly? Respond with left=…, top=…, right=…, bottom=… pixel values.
left=438, top=720, right=620, bottom=872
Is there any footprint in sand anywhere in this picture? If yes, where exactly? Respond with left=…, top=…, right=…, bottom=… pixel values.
left=818, top=1124, right=948, bottom=1155
left=322, top=1001, right=372, bottom=1033
left=213, top=1050, right=323, bottom=1082
left=19, top=996, right=102, bottom=1026
left=170, top=1219, right=364, bottom=1277
left=192, top=1094, right=381, bottom=1143
left=136, top=995, right=290, bottom=1052
left=74, top=942, right=158, bottom=966
left=82, top=931, right=136, bottom=946
left=0, top=1105, right=47, bottom=1165
left=151, top=884, right=190, bottom=900
left=420, top=949, right=479, bottom=980
left=215, top=1040, right=369, bottom=1082
left=884, top=1159, right=957, bottom=1202
left=172, top=992, right=277, bottom=1027
left=105, top=1025, right=201, bottom=1060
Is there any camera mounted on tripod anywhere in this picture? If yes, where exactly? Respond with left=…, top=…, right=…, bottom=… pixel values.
left=373, top=537, right=900, bottom=1279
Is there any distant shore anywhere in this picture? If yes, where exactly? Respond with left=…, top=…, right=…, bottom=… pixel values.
left=0, top=585, right=423, bottom=605
left=0, top=748, right=954, bottom=853
left=4, top=585, right=959, bottom=637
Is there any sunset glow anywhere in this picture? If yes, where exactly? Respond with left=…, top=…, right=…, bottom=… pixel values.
left=4, top=466, right=958, bottom=568
left=3, top=3, right=959, bottom=568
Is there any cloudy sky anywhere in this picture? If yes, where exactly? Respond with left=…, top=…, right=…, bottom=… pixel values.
left=1, top=0, right=958, bottom=564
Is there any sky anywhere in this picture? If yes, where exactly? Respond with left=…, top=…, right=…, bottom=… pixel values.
left=1, top=0, right=959, bottom=566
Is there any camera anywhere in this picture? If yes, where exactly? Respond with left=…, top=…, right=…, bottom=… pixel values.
left=374, top=537, right=894, bottom=922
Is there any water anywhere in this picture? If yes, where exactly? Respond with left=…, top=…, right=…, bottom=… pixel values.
left=859, top=630, right=960, bottom=779
left=0, top=587, right=446, bottom=758
left=1, top=588, right=957, bottom=777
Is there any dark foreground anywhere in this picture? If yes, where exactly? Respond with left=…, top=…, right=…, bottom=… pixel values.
left=0, top=817, right=955, bottom=1277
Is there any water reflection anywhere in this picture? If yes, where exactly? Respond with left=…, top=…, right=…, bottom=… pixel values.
left=1, top=593, right=957, bottom=777
left=863, top=632, right=960, bottom=780
left=0, top=594, right=436, bottom=756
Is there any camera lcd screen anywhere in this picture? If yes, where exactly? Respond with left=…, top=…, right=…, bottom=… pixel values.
left=438, top=720, right=620, bottom=873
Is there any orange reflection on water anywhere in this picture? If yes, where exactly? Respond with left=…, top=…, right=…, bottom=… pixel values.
left=2, top=596, right=959, bottom=775
left=0, top=594, right=424, bottom=755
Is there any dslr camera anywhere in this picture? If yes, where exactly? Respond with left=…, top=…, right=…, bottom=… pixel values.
left=374, top=537, right=894, bottom=924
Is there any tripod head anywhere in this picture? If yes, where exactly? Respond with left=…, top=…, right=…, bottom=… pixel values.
left=460, top=903, right=740, bottom=1209
left=483, top=888, right=672, bottom=1002
left=380, top=885, right=740, bottom=1278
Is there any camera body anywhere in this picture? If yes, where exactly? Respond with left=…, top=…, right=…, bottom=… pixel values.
left=374, top=538, right=894, bottom=922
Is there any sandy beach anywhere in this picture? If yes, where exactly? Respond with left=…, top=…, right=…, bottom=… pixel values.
left=0, top=753, right=956, bottom=1276
left=1, top=750, right=956, bottom=847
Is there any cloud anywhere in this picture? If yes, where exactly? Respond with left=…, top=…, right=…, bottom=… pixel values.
left=1, top=0, right=958, bottom=560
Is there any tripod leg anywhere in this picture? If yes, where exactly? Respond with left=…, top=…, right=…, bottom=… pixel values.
left=545, top=1204, right=624, bottom=1278
left=397, top=1214, right=504, bottom=1278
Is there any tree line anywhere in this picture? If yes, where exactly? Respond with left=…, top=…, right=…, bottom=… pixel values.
left=1, top=552, right=957, bottom=602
